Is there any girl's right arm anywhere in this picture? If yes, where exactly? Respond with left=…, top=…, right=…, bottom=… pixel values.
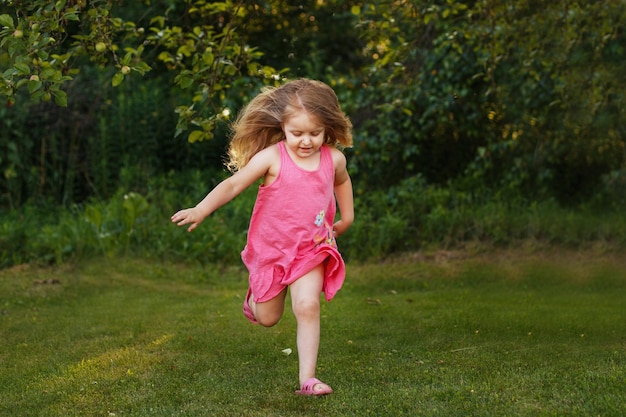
left=171, top=146, right=278, bottom=232
left=331, top=149, right=354, bottom=237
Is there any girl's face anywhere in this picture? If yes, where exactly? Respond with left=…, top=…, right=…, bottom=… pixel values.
left=282, top=109, right=325, bottom=161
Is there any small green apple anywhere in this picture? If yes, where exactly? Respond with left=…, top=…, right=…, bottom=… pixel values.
left=13, top=29, right=23, bottom=38
left=95, top=42, right=107, bottom=53
left=121, top=65, right=131, bottom=75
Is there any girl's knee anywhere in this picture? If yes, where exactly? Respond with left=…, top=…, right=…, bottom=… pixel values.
left=292, top=298, right=320, bottom=320
left=257, top=312, right=282, bottom=327
left=254, top=288, right=287, bottom=327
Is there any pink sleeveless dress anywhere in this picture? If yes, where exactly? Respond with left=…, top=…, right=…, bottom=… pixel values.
left=241, top=141, right=346, bottom=303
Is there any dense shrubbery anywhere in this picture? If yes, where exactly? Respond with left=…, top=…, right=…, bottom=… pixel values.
left=2, top=170, right=625, bottom=269
left=344, top=2, right=626, bottom=205
left=1, top=1, right=625, bottom=268
left=2, top=1, right=625, bottom=208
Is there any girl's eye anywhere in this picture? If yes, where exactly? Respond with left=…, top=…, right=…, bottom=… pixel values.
left=290, top=130, right=322, bottom=137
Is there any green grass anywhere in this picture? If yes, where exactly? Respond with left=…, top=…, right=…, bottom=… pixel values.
left=1, top=250, right=625, bottom=416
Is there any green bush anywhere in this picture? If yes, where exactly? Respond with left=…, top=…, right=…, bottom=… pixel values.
left=1, top=171, right=625, bottom=270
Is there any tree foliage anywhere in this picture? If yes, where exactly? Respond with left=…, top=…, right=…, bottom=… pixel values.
left=347, top=0, right=626, bottom=204
left=0, top=0, right=282, bottom=140
left=1, top=0, right=625, bottom=209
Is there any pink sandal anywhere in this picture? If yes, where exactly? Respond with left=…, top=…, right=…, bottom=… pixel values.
left=242, top=288, right=258, bottom=324
left=295, top=377, right=333, bottom=396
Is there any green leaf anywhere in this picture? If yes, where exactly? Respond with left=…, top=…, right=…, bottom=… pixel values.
left=112, top=72, right=124, bottom=87
left=40, top=68, right=56, bottom=79
left=187, top=130, right=204, bottom=143
left=64, top=11, right=80, bottom=21
left=157, top=51, right=174, bottom=63
left=85, top=205, right=102, bottom=229
left=8, top=41, right=19, bottom=58
left=27, top=79, right=42, bottom=94
left=121, top=51, right=133, bottom=65
left=0, top=14, right=14, bottom=29
left=14, top=63, right=30, bottom=75
left=30, top=90, right=46, bottom=101
left=176, top=75, right=194, bottom=89
left=150, top=15, right=165, bottom=28
left=177, top=44, right=195, bottom=57
left=15, top=78, right=28, bottom=89
left=134, top=61, right=151, bottom=75
left=52, top=89, right=67, bottom=106
left=55, top=0, right=67, bottom=12
left=202, top=51, right=214, bottom=66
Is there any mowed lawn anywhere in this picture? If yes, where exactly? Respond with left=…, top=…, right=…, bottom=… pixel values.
left=1, top=249, right=625, bottom=417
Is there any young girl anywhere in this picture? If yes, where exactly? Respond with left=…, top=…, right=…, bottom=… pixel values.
left=171, top=79, right=354, bottom=396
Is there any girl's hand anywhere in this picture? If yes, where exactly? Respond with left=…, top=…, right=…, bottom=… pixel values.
left=171, top=208, right=205, bottom=232
left=333, top=219, right=352, bottom=237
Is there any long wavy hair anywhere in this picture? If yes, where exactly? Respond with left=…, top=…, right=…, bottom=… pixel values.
left=226, top=79, right=353, bottom=172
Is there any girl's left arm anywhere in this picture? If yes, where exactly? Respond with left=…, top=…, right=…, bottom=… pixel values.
left=332, top=150, right=354, bottom=237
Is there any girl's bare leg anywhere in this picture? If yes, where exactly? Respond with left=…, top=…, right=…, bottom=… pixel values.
left=248, top=287, right=288, bottom=327
left=288, top=263, right=331, bottom=392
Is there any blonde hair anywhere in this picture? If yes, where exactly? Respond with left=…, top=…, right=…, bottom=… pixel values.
left=226, top=78, right=353, bottom=172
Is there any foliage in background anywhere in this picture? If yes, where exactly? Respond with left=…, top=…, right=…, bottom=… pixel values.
left=1, top=1, right=625, bottom=267
left=0, top=69, right=228, bottom=207
left=2, top=0, right=624, bottom=207
left=0, top=0, right=283, bottom=137
left=239, top=1, right=367, bottom=79
left=0, top=0, right=285, bottom=208
left=347, top=1, right=626, bottom=204
left=1, top=170, right=625, bottom=270
left=0, top=0, right=365, bottom=208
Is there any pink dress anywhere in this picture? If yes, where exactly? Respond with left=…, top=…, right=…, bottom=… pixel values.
left=241, top=141, right=346, bottom=303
